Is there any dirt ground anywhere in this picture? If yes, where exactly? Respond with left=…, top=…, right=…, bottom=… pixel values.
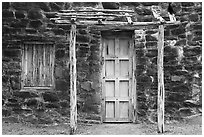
left=2, top=116, right=202, bottom=135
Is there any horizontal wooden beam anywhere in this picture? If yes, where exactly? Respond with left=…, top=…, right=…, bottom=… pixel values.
left=54, top=19, right=182, bottom=26
left=24, top=42, right=54, bottom=45
left=60, top=8, right=134, bottom=13
left=59, top=16, right=108, bottom=20
left=57, top=13, right=132, bottom=17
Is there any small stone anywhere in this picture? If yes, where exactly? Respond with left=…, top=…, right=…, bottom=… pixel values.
left=189, top=14, right=199, bottom=22
left=181, top=2, right=194, bottom=7
left=2, top=109, right=12, bottom=117
left=25, top=28, right=38, bottom=34
left=81, top=81, right=92, bottom=91
left=29, top=19, right=43, bottom=28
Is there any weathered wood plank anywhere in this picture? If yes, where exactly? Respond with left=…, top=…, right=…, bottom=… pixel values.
left=132, top=45, right=137, bottom=123
left=58, top=13, right=132, bottom=17
left=51, top=44, right=55, bottom=90
left=55, top=20, right=181, bottom=26
left=157, top=25, right=165, bottom=133
left=69, top=24, right=77, bottom=135
left=101, top=39, right=106, bottom=122
left=60, top=9, right=134, bottom=13
left=43, top=45, right=46, bottom=86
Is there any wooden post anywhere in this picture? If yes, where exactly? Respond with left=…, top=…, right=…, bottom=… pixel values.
left=157, top=24, right=165, bottom=133
left=69, top=24, right=77, bottom=135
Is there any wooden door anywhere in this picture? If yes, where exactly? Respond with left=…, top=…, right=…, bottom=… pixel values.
left=102, top=32, right=134, bottom=122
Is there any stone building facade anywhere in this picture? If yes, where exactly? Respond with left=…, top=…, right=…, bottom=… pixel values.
left=2, top=2, right=202, bottom=124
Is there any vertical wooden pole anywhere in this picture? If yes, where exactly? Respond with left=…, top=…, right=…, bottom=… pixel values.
left=69, top=24, right=77, bottom=135
left=157, top=24, right=165, bottom=133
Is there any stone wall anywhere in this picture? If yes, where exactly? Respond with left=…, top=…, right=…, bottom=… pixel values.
left=2, top=2, right=202, bottom=124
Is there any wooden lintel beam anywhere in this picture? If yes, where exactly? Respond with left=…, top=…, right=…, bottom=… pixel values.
left=60, top=9, right=134, bottom=13
left=57, top=13, right=132, bottom=17
left=54, top=20, right=182, bottom=26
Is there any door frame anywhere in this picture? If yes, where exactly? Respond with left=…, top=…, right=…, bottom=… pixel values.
left=100, top=31, right=137, bottom=123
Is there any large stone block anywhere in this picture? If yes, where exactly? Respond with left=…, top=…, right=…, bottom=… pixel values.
left=135, top=7, right=152, bottom=15
left=35, top=2, right=51, bottom=12
left=2, top=2, right=11, bottom=9
left=81, top=81, right=92, bottom=91
left=141, top=2, right=159, bottom=6
left=42, top=92, right=59, bottom=102
left=171, top=27, right=186, bottom=35
left=2, top=10, right=14, bottom=18
left=44, top=102, right=60, bottom=108
left=25, top=28, right=38, bottom=34
left=181, top=2, right=195, bottom=7
left=168, top=92, right=187, bottom=102
left=55, top=80, right=69, bottom=91
left=192, top=36, right=202, bottom=41
left=29, top=19, right=43, bottom=28
left=76, top=35, right=90, bottom=43
left=145, top=35, right=158, bottom=42
left=52, top=28, right=65, bottom=35
left=3, top=49, right=21, bottom=58
left=15, top=11, right=25, bottom=19
left=27, top=9, right=44, bottom=20
left=55, top=49, right=65, bottom=59
left=2, top=109, right=12, bottom=117
left=194, top=30, right=202, bottom=36
left=49, top=2, right=62, bottom=11
left=10, top=20, right=27, bottom=28
left=146, top=49, right=157, bottom=57
left=145, top=41, right=157, bottom=49
left=189, top=14, right=199, bottom=22
left=13, top=91, right=39, bottom=99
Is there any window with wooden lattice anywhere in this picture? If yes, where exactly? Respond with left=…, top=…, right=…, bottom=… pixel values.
left=21, top=43, right=55, bottom=90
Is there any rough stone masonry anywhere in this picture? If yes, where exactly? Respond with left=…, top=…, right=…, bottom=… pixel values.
left=2, top=2, right=202, bottom=124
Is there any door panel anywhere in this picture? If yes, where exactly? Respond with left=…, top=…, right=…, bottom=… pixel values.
left=119, top=60, right=129, bottom=78
left=106, top=39, right=115, bottom=57
left=119, top=81, right=129, bottom=97
left=105, top=60, right=115, bottom=77
left=119, top=39, right=129, bottom=57
left=106, top=102, right=115, bottom=118
left=105, top=81, right=115, bottom=97
left=119, top=101, right=129, bottom=118
left=102, top=34, right=133, bottom=122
